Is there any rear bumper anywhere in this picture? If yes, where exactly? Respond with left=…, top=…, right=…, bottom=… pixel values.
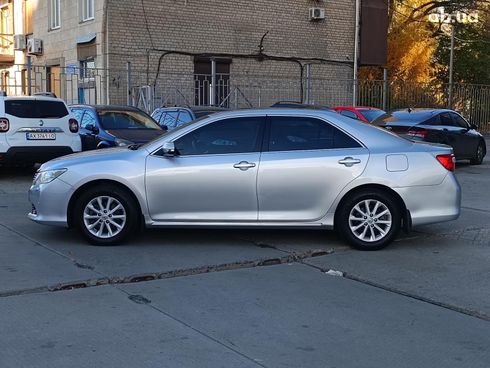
left=0, top=146, right=76, bottom=165
left=394, top=173, right=461, bottom=227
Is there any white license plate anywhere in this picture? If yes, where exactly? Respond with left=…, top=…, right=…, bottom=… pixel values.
left=26, top=133, right=56, bottom=140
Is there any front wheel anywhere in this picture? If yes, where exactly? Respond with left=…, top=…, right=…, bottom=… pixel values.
left=74, top=185, right=139, bottom=245
left=336, top=190, right=401, bottom=251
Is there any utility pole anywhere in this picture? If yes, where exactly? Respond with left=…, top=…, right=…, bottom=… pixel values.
left=448, top=24, right=455, bottom=109
left=353, top=0, right=361, bottom=106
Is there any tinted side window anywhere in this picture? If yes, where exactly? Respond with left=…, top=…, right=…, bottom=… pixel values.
left=80, top=111, right=97, bottom=129
left=161, top=111, right=179, bottom=129
left=151, top=109, right=164, bottom=124
left=71, top=108, right=84, bottom=122
left=177, top=111, right=193, bottom=125
left=440, top=113, right=456, bottom=127
left=268, top=117, right=360, bottom=152
left=175, top=117, right=263, bottom=156
left=6, top=100, right=68, bottom=118
left=423, top=115, right=440, bottom=125
left=340, top=110, right=359, bottom=120
left=450, top=113, right=470, bottom=128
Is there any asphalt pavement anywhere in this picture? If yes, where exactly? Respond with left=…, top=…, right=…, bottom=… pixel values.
left=0, top=142, right=489, bottom=368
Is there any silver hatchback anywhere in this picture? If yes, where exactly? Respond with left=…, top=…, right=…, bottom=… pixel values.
left=28, top=109, right=461, bottom=250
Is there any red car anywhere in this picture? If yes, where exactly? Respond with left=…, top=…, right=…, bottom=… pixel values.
left=332, top=106, right=386, bottom=123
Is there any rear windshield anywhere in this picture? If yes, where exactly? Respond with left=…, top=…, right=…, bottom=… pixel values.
left=98, top=110, right=161, bottom=130
left=361, top=109, right=386, bottom=122
left=5, top=100, right=68, bottom=119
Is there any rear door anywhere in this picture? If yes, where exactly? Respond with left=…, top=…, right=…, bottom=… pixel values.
left=4, top=99, right=74, bottom=148
left=257, top=115, right=369, bottom=222
left=449, top=112, right=479, bottom=157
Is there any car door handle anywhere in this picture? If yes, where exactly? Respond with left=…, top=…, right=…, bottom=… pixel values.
left=233, top=161, right=256, bottom=171
left=338, top=157, right=361, bottom=167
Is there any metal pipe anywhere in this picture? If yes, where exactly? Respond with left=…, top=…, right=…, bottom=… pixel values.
left=448, top=24, right=455, bottom=109
left=304, top=64, right=312, bottom=104
left=27, top=56, right=32, bottom=96
left=382, top=68, right=388, bottom=110
left=210, top=59, right=216, bottom=106
left=353, top=0, right=361, bottom=106
left=127, top=61, right=132, bottom=106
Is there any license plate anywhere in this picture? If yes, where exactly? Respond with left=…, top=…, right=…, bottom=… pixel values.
left=26, top=133, right=56, bottom=140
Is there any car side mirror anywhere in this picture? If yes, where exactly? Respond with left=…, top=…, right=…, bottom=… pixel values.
left=470, top=123, right=478, bottom=130
left=162, top=142, right=176, bottom=157
left=160, top=125, right=168, bottom=131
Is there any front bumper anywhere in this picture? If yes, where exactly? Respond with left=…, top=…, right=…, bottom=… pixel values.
left=28, top=178, right=73, bottom=227
left=395, top=173, right=461, bottom=227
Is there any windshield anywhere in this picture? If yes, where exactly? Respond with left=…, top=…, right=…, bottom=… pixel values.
left=361, top=109, right=386, bottom=122
left=137, top=115, right=210, bottom=150
left=98, top=110, right=161, bottom=130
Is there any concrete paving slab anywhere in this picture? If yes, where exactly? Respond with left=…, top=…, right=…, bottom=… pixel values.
left=306, top=232, right=490, bottom=317
left=0, top=224, right=98, bottom=294
left=120, top=263, right=490, bottom=368
left=0, top=286, right=257, bottom=368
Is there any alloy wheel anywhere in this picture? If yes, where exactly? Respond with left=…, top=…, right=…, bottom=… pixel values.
left=83, top=196, right=127, bottom=239
left=348, top=199, right=392, bottom=242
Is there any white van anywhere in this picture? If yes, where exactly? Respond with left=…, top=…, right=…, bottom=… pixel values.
left=0, top=94, right=81, bottom=166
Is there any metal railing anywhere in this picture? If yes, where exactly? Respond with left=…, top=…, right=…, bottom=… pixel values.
left=0, top=64, right=488, bottom=132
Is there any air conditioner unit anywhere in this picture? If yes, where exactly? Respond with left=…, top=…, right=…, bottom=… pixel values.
left=27, top=38, right=43, bottom=55
left=13, top=34, right=26, bottom=50
left=309, top=7, right=326, bottom=20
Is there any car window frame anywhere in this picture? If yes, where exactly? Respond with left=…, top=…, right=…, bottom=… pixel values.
left=170, top=115, right=266, bottom=157
left=450, top=112, right=470, bottom=129
left=263, top=115, right=364, bottom=153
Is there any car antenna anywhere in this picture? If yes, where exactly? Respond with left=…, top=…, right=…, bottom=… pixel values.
left=407, top=107, right=412, bottom=113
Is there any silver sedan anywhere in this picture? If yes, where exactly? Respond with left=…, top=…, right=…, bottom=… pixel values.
left=28, top=109, right=461, bottom=250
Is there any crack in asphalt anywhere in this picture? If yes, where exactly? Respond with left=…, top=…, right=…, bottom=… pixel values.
left=303, top=261, right=490, bottom=322
left=0, top=248, right=329, bottom=298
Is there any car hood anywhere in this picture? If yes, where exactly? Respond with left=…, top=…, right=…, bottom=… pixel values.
left=39, top=147, right=140, bottom=171
left=105, top=129, right=164, bottom=143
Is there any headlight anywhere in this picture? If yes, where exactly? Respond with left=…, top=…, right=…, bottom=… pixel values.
left=33, top=169, right=67, bottom=185
left=115, top=138, right=134, bottom=147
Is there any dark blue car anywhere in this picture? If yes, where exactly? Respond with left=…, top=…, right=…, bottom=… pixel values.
left=70, top=105, right=165, bottom=151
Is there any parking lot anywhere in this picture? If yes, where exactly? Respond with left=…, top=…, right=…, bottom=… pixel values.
left=1, top=140, right=490, bottom=367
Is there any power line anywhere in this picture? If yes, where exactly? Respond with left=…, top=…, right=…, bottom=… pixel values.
left=141, top=0, right=155, bottom=49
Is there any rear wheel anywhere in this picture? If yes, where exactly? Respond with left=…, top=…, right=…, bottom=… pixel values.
left=337, top=189, right=401, bottom=251
left=74, top=185, right=139, bottom=245
left=470, top=142, right=485, bottom=165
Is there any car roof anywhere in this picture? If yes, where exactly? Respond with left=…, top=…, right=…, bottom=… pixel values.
left=70, top=104, right=144, bottom=112
left=333, top=106, right=382, bottom=111
left=154, top=106, right=227, bottom=112
left=4, top=96, right=65, bottom=102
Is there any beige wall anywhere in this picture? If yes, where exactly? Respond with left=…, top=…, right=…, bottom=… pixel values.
left=29, top=0, right=105, bottom=67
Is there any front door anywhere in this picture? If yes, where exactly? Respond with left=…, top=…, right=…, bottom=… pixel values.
left=145, top=116, right=265, bottom=221
left=258, top=115, right=369, bottom=222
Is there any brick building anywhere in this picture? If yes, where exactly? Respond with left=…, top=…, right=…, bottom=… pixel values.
left=0, top=0, right=356, bottom=107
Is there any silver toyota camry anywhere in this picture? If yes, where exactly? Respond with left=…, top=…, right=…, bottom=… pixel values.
left=28, top=109, right=461, bottom=250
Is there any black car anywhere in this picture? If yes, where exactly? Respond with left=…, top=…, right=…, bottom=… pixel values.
left=70, top=105, right=165, bottom=150
left=374, top=108, right=486, bottom=165
left=151, top=106, right=227, bottom=131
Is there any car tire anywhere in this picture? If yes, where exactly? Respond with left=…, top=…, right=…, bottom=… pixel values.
left=74, top=185, right=139, bottom=246
left=470, top=142, right=485, bottom=165
left=336, top=189, right=401, bottom=251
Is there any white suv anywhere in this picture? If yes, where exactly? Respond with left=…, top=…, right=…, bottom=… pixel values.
left=0, top=94, right=81, bottom=166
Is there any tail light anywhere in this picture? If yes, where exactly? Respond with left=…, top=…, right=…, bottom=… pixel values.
left=407, top=128, right=429, bottom=139
left=0, top=118, right=9, bottom=132
left=436, top=154, right=455, bottom=172
left=69, top=118, right=79, bottom=133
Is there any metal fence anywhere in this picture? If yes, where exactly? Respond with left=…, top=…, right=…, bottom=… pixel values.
left=1, top=64, right=489, bottom=132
